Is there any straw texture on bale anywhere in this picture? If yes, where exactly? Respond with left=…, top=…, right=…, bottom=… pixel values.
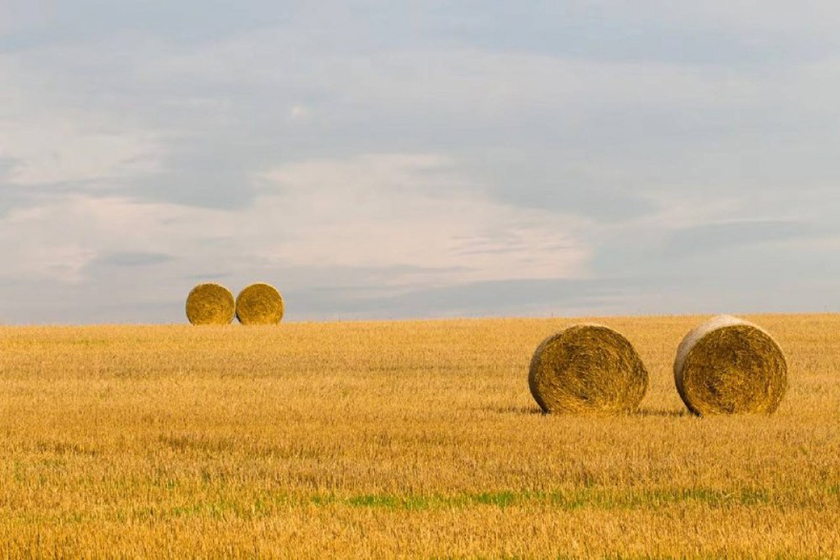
left=236, top=283, right=285, bottom=325
left=674, top=315, right=787, bottom=416
left=185, top=283, right=235, bottom=325
left=528, top=324, right=649, bottom=414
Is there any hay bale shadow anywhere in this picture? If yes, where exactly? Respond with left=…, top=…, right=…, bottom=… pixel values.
left=635, top=408, right=689, bottom=418
left=484, top=405, right=546, bottom=415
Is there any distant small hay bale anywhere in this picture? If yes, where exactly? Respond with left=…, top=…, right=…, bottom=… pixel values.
left=674, top=315, right=787, bottom=416
left=236, top=283, right=285, bottom=325
left=185, top=283, right=235, bottom=325
left=528, top=324, right=649, bottom=414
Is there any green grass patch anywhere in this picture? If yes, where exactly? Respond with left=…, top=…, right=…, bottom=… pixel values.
left=311, top=486, right=789, bottom=512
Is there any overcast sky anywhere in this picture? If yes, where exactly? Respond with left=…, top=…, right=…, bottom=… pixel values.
left=1, top=1, right=839, bottom=324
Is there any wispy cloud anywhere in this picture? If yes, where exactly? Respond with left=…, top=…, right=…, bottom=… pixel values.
left=257, top=153, right=591, bottom=287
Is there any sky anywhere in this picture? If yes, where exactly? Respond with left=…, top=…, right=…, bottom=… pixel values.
left=1, top=1, right=839, bottom=324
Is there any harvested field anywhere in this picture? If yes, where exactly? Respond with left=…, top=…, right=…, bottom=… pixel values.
left=0, top=314, right=839, bottom=557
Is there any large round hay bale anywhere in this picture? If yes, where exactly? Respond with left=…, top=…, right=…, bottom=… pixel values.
left=185, top=283, right=235, bottom=325
left=236, top=283, right=285, bottom=325
left=674, top=315, right=787, bottom=416
left=529, top=324, right=649, bottom=414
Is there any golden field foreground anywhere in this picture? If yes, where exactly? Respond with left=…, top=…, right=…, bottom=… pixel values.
left=1, top=314, right=839, bottom=558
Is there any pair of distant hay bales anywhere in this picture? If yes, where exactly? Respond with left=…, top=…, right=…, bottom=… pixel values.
left=529, top=316, right=787, bottom=416
left=185, top=283, right=284, bottom=326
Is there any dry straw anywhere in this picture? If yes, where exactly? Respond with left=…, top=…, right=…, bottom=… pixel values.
left=674, top=315, right=787, bottom=416
left=185, top=283, right=235, bottom=325
left=236, top=283, right=285, bottom=325
left=529, top=324, right=649, bottom=414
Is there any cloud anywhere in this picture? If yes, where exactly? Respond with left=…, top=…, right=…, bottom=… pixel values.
left=257, top=153, right=591, bottom=287
left=0, top=129, right=162, bottom=187
left=93, top=251, right=173, bottom=268
left=0, top=50, right=165, bottom=203
left=289, top=276, right=637, bottom=319
left=424, top=1, right=840, bottom=69
left=662, top=220, right=811, bottom=258
left=0, top=192, right=240, bottom=284
left=6, top=17, right=840, bottom=216
left=0, top=153, right=591, bottom=322
left=0, top=0, right=292, bottom=50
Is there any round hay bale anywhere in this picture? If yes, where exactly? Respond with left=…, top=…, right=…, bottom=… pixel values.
left=529, top=324, right=649, bottom=414
left=185, top=283, right=235, bottom=325
left=236, top=283, right=285, bottom=325
left=674, top=315, right=787, bottom=416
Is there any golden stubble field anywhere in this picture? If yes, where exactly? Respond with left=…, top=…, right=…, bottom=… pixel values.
left=1, top=314, right=839, bottom=558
